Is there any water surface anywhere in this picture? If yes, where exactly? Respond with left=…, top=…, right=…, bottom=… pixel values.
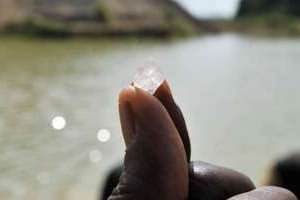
left=0, top=34, right=300, bottom=199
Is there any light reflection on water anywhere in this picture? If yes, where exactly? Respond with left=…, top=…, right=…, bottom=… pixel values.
left=0, top=34, right=300, bottom=199
left=97, top=129, right=111, bottom=143
left=52, top=116, right=67, bottom=130
left=89, top=150, right=102, bottom=163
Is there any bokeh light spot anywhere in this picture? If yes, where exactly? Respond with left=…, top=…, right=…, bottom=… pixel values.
left=89, top=150, right=102, bottom=163
left=51, top=116, right=66, bottom=130
left=97, top=129, right=111, bottom=142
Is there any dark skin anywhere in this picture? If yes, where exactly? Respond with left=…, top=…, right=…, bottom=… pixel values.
left=108, top=81, right=297, bottom=200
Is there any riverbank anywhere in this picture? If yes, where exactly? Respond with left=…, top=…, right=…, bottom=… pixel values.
left=227, top=15, right=300, bottom=36
left=0, top=0, right=206, bottom=38
left=2, top=17, right=300, bottom=38
left=232, top=0, right=300, bottom=36
left=1, top=0, right=300, bottom=38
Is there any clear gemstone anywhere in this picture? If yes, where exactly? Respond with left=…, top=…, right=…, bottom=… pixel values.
left=133, top=64, right=165, bottom=95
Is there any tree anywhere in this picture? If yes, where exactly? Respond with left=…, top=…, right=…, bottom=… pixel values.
left=236, top=0, right=300, bottom=17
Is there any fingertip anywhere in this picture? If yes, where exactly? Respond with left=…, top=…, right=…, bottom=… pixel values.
left=119, top=85, right=172, bottom=147
left=131, top=86, right=173, bottom=131
left=119, top=85, right=160, bottom=107
left=154, top=80, right=172, bottom=97
left=119, top=85, right=136, bottom=105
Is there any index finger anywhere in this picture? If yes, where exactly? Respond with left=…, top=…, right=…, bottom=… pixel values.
left=154, top=81, right=191, bottom=161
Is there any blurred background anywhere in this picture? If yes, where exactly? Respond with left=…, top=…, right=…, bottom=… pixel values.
left=0, top=0, right=300, bottom=199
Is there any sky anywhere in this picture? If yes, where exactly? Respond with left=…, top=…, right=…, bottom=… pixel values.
left=175, top=0, right=241, bottom=19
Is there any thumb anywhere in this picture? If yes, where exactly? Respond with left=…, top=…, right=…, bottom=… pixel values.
left=108, top=86, right=188, bottom=200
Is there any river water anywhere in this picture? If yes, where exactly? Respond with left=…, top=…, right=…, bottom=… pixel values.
left=0, top=34, right=299, bottom=199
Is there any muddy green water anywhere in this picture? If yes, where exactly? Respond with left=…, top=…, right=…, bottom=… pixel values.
left=0, top=34, right=300, bottom=199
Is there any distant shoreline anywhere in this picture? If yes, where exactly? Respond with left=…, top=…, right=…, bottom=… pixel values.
left=1, top=17, right=300, bottom=38
left=0, top=0, right=204, bottom=38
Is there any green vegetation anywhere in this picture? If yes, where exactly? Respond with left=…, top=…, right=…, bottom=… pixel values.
left=0, top=18, right=72, bottom=38
left=232, top=15, right=300, bottom=35
left=162, top=7, right=196, bottom=37
left=93, top=1, right=112, bottom=23
left=171, top=18, right=196, bottom=36
left=233, top=0, right=300, bottom=35
left=237, top=0, right=300, bottom=17
left=22, top=18, right=72, bottom=37
left=0, top=0, right=200, bottom=38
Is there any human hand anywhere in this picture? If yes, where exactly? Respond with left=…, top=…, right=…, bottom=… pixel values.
left=107, top=80, right=297, bottom=200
